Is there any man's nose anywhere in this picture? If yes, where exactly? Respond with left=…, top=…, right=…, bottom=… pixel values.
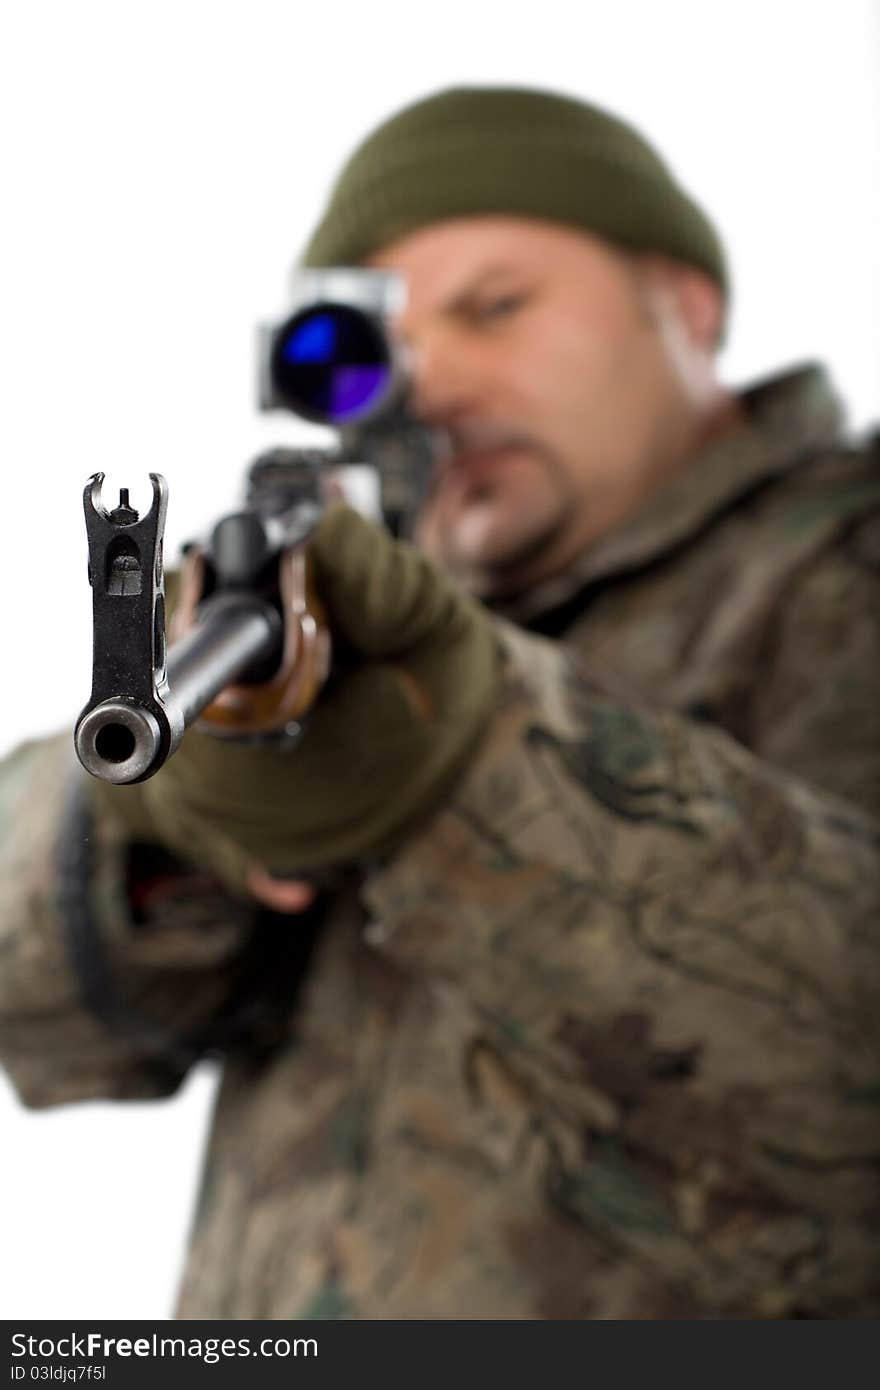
left=403, top=331, right=486, bottom=426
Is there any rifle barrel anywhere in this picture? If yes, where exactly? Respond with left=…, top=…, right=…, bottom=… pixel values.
left=75, top=595, right=281, bottom=784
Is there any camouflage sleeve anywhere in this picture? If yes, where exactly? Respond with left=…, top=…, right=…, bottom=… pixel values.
left=0, top=733, right=267, bottom=1108
left=359, top=621, right=880, bottom=1318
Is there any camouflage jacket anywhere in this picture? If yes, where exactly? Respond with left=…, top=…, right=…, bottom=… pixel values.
left=0, top=364, right=878, bottom=1319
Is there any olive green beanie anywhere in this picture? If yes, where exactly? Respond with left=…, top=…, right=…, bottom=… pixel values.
left=302, top=85, right=728, bottom=297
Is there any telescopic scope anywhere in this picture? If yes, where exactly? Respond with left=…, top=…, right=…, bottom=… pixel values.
left=264, top=301, right=397, bottom=425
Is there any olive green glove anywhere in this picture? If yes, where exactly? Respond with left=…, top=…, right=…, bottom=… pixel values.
left=90, top=505, right=501, bottom=896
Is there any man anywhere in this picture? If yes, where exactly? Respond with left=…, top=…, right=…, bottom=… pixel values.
left=302, top=86, right=879, bottom=814
left=1, top=86, right=878, bottom=1319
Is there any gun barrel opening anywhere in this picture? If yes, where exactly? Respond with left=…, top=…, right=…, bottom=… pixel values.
left=75, top=702, right=162, bottom=784
left=94, top=723, right=138, bottom=765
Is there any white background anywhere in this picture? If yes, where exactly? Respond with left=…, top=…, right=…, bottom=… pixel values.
left=1, top=0, right=878, bottom=1320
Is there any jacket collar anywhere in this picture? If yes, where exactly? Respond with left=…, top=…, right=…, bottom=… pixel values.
left=492, top=363, right=845, bottom=626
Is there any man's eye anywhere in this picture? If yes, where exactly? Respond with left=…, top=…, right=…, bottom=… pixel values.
left=472, top=293, right=527, bottom=324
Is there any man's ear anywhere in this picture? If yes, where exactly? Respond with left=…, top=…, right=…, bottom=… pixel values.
left=635, top=255, right=725, bottom=351
left=667, top=264, right=725, bottom=351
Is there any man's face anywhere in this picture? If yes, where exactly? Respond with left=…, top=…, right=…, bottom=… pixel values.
left=369, top=217, right=723, bottom=597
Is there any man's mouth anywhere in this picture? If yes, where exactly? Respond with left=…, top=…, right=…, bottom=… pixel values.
left=448, top=446, right=519, bottom=478
left=432, top=437, right=533, bottom=497
left=427, top=451, right=508, bottom=508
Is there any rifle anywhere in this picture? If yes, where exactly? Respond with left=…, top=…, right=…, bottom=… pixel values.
left=74, top=270, right=437, bottom=786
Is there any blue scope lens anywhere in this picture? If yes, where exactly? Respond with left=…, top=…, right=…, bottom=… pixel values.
left=270, top=303, right=393, bottom=424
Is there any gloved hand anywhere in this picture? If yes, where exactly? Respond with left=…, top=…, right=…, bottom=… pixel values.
left=90, top=505, right=501, bottom=898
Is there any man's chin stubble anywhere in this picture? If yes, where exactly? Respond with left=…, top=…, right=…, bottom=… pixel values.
left=418, top=440, right=578, bottom=597
left=443, top=510, right=572, bottom=600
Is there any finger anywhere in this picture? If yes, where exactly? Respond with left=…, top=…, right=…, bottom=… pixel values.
left=246, top=867, right=317, bottom=914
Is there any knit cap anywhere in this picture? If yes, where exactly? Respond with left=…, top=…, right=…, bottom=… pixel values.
left=301, top=85, right=728, bottom=299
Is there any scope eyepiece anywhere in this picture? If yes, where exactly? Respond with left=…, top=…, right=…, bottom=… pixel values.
left=264, top=301, right=396, bottom=425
